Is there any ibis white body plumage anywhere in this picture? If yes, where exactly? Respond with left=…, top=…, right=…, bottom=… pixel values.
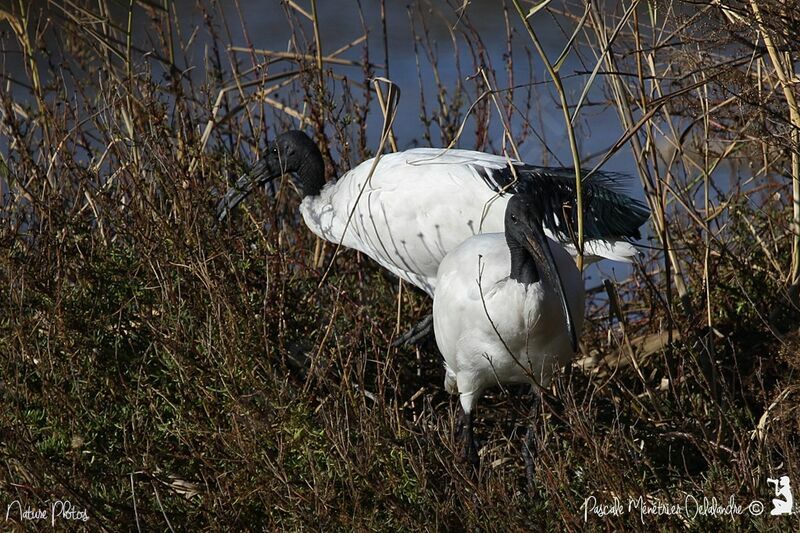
left=298, top=148, right=640, bottom=296
left=433, top=232, right=584, bottom=415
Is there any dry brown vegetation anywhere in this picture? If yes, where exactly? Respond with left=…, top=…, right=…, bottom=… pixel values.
left=2, top=0, right=800, bottom=530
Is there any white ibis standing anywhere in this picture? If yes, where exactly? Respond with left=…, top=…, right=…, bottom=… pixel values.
left=432, top=192, right=584, bottom=470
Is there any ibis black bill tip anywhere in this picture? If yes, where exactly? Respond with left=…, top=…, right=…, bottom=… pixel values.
left=216, top=160, right=274, bottom=223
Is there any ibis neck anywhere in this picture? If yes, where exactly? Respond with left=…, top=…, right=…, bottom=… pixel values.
left=508, top=238, right=541, bottom=285
left=296, top=148, right=326, bottom=198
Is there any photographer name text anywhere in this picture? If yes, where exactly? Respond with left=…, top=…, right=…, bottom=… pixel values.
left=582, top=494, right=765, bottom=523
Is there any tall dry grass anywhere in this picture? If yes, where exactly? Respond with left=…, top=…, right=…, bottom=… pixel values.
left=1, top=0, right=799, bottom=529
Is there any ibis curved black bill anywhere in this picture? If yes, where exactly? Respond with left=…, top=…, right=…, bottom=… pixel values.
left=523, top=223, right=579, bottom=352
left=216, top=158, right=276, bottom=223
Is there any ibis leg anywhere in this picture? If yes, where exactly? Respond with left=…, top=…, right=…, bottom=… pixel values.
left=392, top=313, right=434, bottom=347
left=464, top=409, right=479, bottom=467
left=523, top=389, right=541, bottom=489
left=454, top=404, right=479, bottom=467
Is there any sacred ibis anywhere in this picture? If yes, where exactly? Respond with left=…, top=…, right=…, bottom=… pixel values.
left=216, top=130, right=644, bottom=338
left=433, top=192, right=584, bottom=467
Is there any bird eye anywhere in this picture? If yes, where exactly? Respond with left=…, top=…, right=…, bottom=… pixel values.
left=510, top=214, right=518, bottom=223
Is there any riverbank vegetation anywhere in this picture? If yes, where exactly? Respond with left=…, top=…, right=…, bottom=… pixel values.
left=1, top=0, right=799, bottom=529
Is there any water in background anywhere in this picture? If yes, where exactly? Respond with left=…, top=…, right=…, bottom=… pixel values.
left=163, top=0, right=635, bottom=167
left=2, top=0, right=646, bottom=287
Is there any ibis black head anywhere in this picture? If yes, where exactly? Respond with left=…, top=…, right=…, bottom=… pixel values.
left=216, top=130, right=325, bottom=222
left=505, top=193, right=579, bottom=352
left=504, top=194, right=546, bottom=253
